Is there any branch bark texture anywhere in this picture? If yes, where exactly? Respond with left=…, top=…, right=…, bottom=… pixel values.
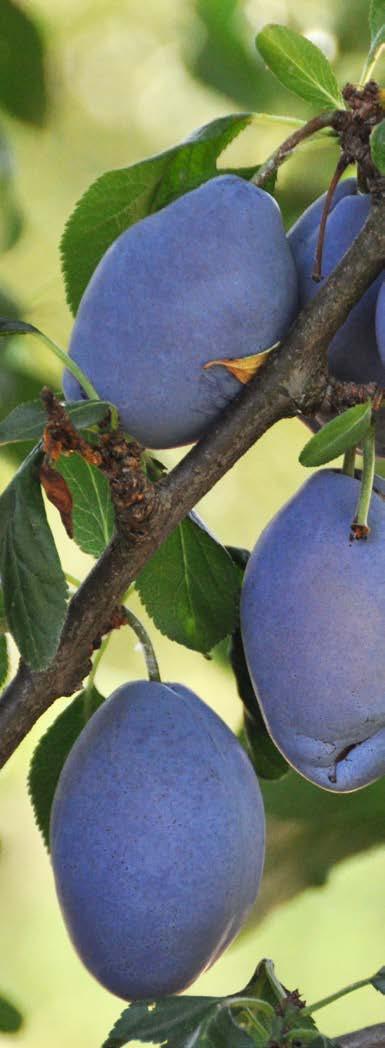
left=337, top=1023, right=385, bottom=1047
left=1, top=200, right=385, bottom=765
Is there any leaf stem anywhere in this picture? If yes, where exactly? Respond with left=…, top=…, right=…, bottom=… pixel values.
left=252, top=111, right=337, bottom=189
left=0, top=320, right=100, bottom=401
left=351, top=420, right=376, bottom=535
left=65, top=573, right=81, bottom=589
left=124, top=607, right=161, bottom=682
left=342, top=445, right=356, bottom=476
left=302, top=976, right=372, bottom=1016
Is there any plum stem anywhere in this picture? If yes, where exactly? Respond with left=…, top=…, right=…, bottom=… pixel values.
left=342, top=445, right=356, bottom=476
left=252, top=112, right=337, bottom=190
left=302, top=976, right=372, bottom=1017
left=124, top=607, right=161, bottom=682
left=351, top=419, right=376, bottom=537
left=312, top=155, right=350, bottom=282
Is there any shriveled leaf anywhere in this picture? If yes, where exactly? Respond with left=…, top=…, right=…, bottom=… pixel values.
left=0, top=398, right=112, bottom=446
left=55, top=452, right=115, bottom=557
left=28, top=685, right=104, bottom=849
left=203, top=344, right=278, bottom=385
left=0, top=635, right=9, bottom=688
left=0, top=992, right=22, bottom=1033
left=61, top=113, right=254, bottom=314
left=0, top=0, right=47, bottom=125
left=371, top=965, right=385, bottom=993
left=0, top=449, right=67, bottom=669
left=299, top=402, right=372, bottom=467
left=102, top=996, right=222, bottom=1048
left=371, top=119, right=385, bottom=174
left=256, top=25, right=343, bottom=110
left=136, top=514, right=241, bottom=653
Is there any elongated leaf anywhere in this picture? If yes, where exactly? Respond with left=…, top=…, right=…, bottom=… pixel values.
left=370, top=0, right=385, bottom=40
left=371, top=119, right=385, bottom=174
left=0, top=992, right=22, bottom=1033
left=28, top=685, right=104, bottom=849
left=0, top=131, right=23, bottom=253
left=230, top=629, right=288, bottom=780
left=371, top=965, right=385, bottom=993
left=61, top=113, right=254, bottom=314
left=0, top=398, right=112, bottom=446
left=55, top=452, right=115, bottom=557
left=299, top=402, right=372, bottom=467
left=0, top=449, right=68, bottom=669
left=0, top=0, right=47, bottom=125
left=0, top=635, right=9, bottom=688
left=256, top=25, right=343, bottom=110
left=136, top=514, right=241, bottom=653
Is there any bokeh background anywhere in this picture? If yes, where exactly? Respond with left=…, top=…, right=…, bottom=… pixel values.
left=1, top=0, right=385, bottom=1044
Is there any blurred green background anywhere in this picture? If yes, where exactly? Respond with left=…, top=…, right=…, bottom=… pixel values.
left=1, top=0, right=385, bottom=1044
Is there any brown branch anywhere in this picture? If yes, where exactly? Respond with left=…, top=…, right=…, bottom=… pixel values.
left=1, top=199, right=385, bottom=767
left=337, top=1023, right=385, bottom=1047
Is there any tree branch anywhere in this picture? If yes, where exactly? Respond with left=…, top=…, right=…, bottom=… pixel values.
left=337, top=1023, right=385, bottom=1047
left=1, top=200, right=385, bottom=766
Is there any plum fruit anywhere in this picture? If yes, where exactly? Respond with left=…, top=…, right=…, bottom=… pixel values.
left=63, top=174, right=298, bottom=448
left=50, top=679, right=265, bottom=1000
left=240, top=469, right=385, bottom=792
left=288, top=181, right=385, bottom=384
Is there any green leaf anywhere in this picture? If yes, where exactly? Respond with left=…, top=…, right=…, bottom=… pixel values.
left=256, top=25, right=343, bottom=110
left=0, top=448, right=68, bottom=669
left=299, top=402, right=372, bottom=467
left=136, top=514, right=241, bottom=653
left=0, top=130, right=23, bottom=253
left=0, top=992, right=22, bottom=1033
left=61, top=113, right=254, bottom=314
left=0, top=635, right=9, bottom=688
left=255, top=771, right=385, bottom=927
left=204, top=1008, right=258, bottom=1048
left=371, top=119, right=385, bottom=174
left=28, top=685, right=104, bottom=849
left=0, top=0, right=47, bottom=125
left=102, top=997, right=223, bottom=1048
left=54, top=452, right=115, bottom=558
left=0, top=398, right=112, bottom=446
left=370, top=0, right=385, bottom=40
left=371, top=965, right=385, bottom=993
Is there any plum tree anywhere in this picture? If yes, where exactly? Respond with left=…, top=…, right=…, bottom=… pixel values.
left=63, top=174, right=298, bottom=448
left=50, top=679, right=265, bottom=1000
left=240, top=469, right=385, bottom=793
left=289, top=183, right=385, bottom=384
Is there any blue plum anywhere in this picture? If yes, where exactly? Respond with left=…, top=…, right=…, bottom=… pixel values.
left=240, top=469, right=385, bottom=793
left=50, top=679, right=265, bottom=1000
left=289, top=182, right=385, bottom=383
left=63, top=174, right=298, bottom=448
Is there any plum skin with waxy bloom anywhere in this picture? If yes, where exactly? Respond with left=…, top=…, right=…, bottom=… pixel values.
left=63, top=174, right=298, bottom=448
left=50, top=679, right=265, bottom=1000
left=241, top=469, right=385, bottom=792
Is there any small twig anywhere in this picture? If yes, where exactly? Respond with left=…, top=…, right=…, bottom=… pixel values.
left=312, top=155, right=349, bottom=281
left=252, top=112, right=337, bottom=189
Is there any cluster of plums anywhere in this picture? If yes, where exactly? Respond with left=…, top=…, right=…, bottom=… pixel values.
left=51, top=173, right=385, bottom=1003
